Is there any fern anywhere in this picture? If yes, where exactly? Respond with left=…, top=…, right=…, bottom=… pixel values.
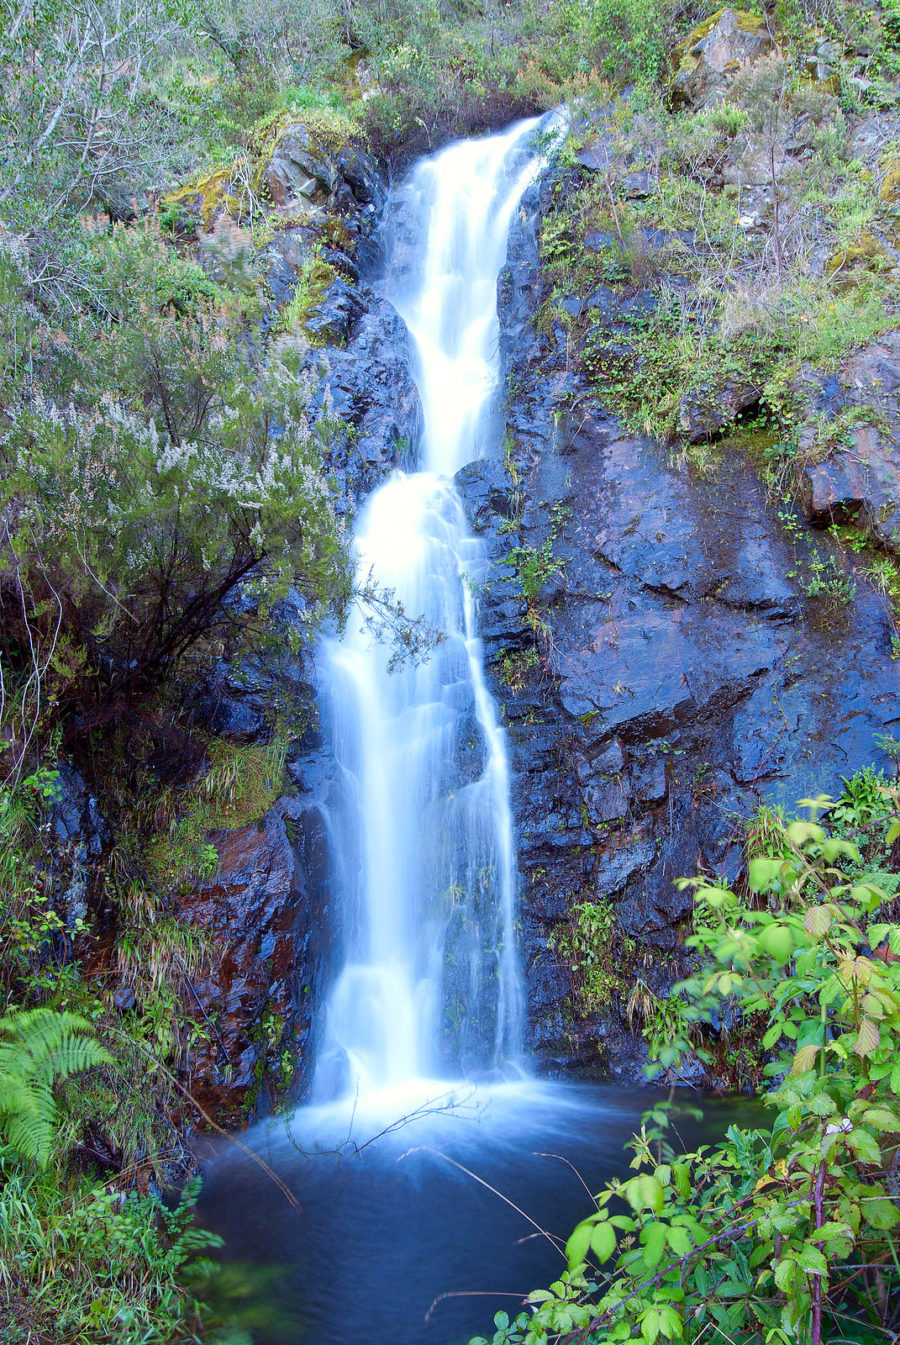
left=0, top=1008, right=111, bottom=1166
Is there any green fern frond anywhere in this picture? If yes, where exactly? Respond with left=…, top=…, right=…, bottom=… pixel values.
left=0, top=1008, right=111, bottom=1167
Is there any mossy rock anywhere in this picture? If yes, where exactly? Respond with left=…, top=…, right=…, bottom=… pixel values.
left=249, top=105, right=360, bottom=195
left=881, top=159, right=900, bottom=205
left=160, top=163, right=243, bottom=234
left=826, top=232, right=896, bottom=290
left=673, top=6, right=766, bottom=65
left=671, top=8, right=772, bottom=110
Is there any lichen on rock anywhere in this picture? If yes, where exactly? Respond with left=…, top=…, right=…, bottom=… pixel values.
left=671, top=7, right=773, bottom=110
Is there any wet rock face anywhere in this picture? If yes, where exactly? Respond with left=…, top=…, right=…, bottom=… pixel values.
left=175, top=793, right=334, bottom=1126
left=260, top=146, right=422, bottom=508
left=469, top=167, right=900, bottom=1083
left=317, top=293, right=423, bottom=506
left=49, top=762, right=111, bottom=930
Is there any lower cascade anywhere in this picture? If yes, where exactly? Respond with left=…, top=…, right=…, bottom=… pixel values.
left=314, top=118, right=548, bottom=1101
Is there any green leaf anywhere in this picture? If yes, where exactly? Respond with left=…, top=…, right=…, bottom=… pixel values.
left=803, top=906, right=832, bottom=938
left=657, top=1304, right=684, bottom=1339
left=672, top=1163, right=690, bottom=1199
left=774, top=1258, right=796, bottom=1291
left=565, top=1221, right=592, bottom=1270
left=864, top=1196, right=900, bottom=1230
left=749, top=857, right=783, bottom=893
left=641, top=1220, right=668, bottom=1269
left=626, top=1174, right=665, bottom=1215
left=590, top=1220, right=617, bottom=1263
left=758, top=923, right=795, bottom=965
left=642, top=1307, right=660, bottom=1344
left=796, top=1246, right=828, bottom=1274
left=787, top=820, right=825, bottom=848
left=666, top=1225, right=693, bottom=1257
left=861, top=1106, right=900, bottom=1131
left=868, top=923, right=900, bottom=953
left=814, top=1221, right=853, bottom=1241
left=821, top=837, right=860, bottom=865
left=847, top=1128, right=883, bottom=1164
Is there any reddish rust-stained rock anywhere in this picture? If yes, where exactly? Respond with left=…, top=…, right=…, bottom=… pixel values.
left=799, top=454, right=867, bottom=526
left=175, top=796, right=332, bottom=1128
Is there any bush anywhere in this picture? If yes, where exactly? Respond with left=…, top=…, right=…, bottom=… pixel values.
left=0, top=225, right=351, bottom=747
left=0, top=1158, right=220, bottom=1344
left=477, top=787, right=900, bottom=1344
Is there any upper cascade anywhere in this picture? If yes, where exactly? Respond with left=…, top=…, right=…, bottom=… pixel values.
left=388, top=118, right=548, bottom=478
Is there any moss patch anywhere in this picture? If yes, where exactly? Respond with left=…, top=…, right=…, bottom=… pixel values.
left=143, top=737, right=287, bottom=893
left=826, top=231, right=897, bottom=289
left=880, top=159, right=900, bottom=204
left=161, top=164, right=241, bottom=231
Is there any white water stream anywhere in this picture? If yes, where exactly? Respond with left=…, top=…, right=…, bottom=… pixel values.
left=315, top=119, right=548, bottom=1101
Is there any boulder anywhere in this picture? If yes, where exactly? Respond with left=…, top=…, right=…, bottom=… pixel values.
left=796, top=331, right=900, bottom=551
left=304, top=277, right=367, bottom=346
left=264, top=124, right=338, bottom=211
left=671, top=8, right=774, bottom=110
left=800, top=428, right=900, bottom=548
left=677, top=377, right=762, bottom=442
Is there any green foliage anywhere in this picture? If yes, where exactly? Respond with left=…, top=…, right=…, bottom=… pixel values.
left=143, top=736, right=287, bottom=893
left=523, top=0, right=669, bottom=90
left=507, top=539, right=565, bottom=607
left=542, top=67, right=899, bottom=448
left=275, top=246, right=338, bottom=339
left=0, top=0, right=202, bottom=235
left=551, top=899, right=636, bottom=1015
left=0, top=1008, right=110, bottom=1167
left=0, top=1159, right=221, bottom=1343
left=477, top=787, right=900, bottom=1345
left=0, top=224, right=351, bottom=733
left=497, top=646, right=540, bottom=691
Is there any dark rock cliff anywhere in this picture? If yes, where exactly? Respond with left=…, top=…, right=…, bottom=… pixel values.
left=455, top=165, right=900, bottom=1084
left=129, top=122, right=899, bottom=1118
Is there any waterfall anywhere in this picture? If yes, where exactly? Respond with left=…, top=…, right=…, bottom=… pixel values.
left=314, top=118, right=547, bottom=1101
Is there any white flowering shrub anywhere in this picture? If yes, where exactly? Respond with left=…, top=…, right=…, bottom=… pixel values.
left=0, top=226, right=351, bottom=731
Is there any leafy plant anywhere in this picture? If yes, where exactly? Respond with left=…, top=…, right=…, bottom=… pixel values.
left=477, top=793, right=900, bottom=1345
left=0, top=1159, right=221, bottom=1343
left=0, top=1007, right=110, bottom=1167
left=0, top=225, right=352, bottom=731
left=551, top=899, right=635, bottom=1015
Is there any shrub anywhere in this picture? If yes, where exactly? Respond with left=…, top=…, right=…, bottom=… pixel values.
left=0, top=1159, right=219, bottom=1343
left=477, top=789, right=900, bottom=1345
left=0, top=225, right=351, bottom=744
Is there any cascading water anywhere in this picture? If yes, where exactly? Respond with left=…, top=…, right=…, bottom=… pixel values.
left=315, top=119, right=548, bottom=1100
